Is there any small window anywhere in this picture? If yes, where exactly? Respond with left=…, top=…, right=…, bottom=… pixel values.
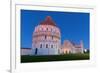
left=47, top=28, right=48, bottom=31
left=45, top=35, right=47, bottom=39
left=51, top=45, right=53, bottom=48
left=40, top=44, right=42, bottom=48
left=46, top=44, right=48, bottom=48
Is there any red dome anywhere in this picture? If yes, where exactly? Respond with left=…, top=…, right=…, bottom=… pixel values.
left=40, top=16, right=56, bottom=26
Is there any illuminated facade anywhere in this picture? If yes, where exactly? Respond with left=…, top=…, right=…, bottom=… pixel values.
left=61, top=40, right=84, bottom=54
left=32, top=16, right=61, bottom=55
left=21, top=16, right=84, bottom=56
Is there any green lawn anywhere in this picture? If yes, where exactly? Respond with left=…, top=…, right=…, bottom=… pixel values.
left=21, top=53, right=89, bottom=63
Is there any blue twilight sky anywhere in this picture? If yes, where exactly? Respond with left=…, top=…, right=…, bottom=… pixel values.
left=21, top=9, right=90, bottom=49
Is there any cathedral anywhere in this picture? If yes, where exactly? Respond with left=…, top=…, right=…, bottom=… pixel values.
left=21, top=16, right=84, bottom=56
left=61, top=40, right=84, bottom=54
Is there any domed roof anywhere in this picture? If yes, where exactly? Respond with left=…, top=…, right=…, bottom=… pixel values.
left=40, top=16, right=56, bottom=26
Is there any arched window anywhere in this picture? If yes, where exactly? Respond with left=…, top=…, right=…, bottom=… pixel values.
left=45, top=35, right=47, bottom=39
left=51, top=45, right=53, bottom=48
left=47, top=28, right=48, bottom=31
left=46, top=44, right=48, bottom=48
left=40, top=44, right=42, bottom=48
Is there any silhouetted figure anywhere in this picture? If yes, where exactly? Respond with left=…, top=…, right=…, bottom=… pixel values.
left=35, top=48, right=38, bottom=55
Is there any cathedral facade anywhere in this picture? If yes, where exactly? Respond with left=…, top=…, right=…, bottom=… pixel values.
left=61, top=40, right=84, bottom=54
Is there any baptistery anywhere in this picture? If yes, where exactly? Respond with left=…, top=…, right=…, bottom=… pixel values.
left=32, top=16, right=61, bottom=55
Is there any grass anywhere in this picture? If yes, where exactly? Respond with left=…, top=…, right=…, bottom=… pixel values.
left=21, top=53, right=89, bottom=63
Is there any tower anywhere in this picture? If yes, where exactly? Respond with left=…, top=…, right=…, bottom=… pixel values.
left=80, top=40, right=84, bottom=53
